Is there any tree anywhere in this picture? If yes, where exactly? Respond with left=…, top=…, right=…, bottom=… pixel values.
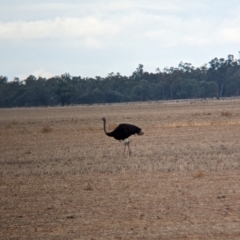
left=131, top=64, right=144, bottom=79
left=0, top=76, right=7, bottom=84
left=24, top=75, right=37, bottom=86
left=55, top=81, right=74, bottom=106
left=163, top=67, right=181, bottom=99
left=106, top=91, right=123, bottom=103
left=0, top=76, right=8, bottom=107
left=225, top=74, right=240, bottom=96
left=1, top=54, right=240, bottom=107
left=177, top=79, right=200, bottom=99
left=208, top=55, right=239, bottom=97
left=199, top=81, right=218, bottom=98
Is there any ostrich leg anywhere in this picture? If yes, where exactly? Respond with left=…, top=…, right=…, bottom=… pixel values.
left=123, top=140, right=129, bottom=156
left=128, top=142, right=131, bottom=156
left=123, top=144, right=126, bottom=155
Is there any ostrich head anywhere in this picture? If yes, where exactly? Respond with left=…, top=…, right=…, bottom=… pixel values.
left=102, top=117, right=106, bottom=122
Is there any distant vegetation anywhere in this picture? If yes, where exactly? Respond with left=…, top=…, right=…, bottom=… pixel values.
left=1, top=55, right=240, bottom=107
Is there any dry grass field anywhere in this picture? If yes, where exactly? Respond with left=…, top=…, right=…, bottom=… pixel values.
left=1, top=99, right=240, bottom=239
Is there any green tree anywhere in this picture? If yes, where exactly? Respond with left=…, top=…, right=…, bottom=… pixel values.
left=225, top=75, right=240, bottom=96
left=164, top=67, right=180, bottom=99
left=106, top=91, right=123, bottom=102
left=199, top=81, right=218, bottom=98
left=131, top=64, right=144, bottom=79
left=177, top=79, right=200, bottom=99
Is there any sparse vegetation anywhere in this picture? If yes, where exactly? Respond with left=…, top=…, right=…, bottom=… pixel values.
left=193, top=170, right=204, bottom=179
left=40, top=125, right=53, bottom=133
left=1, top=99, right=240, bottom=239
left=221, top=110, right=232, bottom=117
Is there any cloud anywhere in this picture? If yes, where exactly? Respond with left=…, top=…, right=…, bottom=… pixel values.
left=1, top=0, right=240, bottom=80
left=82, top=37, right=103, bottom=49
left=1, top=1, right=240, bottom=49
left=220, top=28, right=240, bottom=44
left=0, top=17, right=120, bottom=40
left=32, top=68, right=55, bottom=79
left=16, top=68, right=55, bottom=81
left=218, top=15, right=240, bottom=44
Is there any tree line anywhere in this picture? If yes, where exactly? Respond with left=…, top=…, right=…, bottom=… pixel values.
left=1, top=55, right=240, bottom=107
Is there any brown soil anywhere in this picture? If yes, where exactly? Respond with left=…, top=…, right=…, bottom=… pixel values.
left=1, top=99, right=240, bottom=239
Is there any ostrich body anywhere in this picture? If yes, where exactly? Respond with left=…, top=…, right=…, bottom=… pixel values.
left=102, top=117, right=144, bottom=155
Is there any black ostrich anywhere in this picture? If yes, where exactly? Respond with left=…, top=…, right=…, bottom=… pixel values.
left=102, top=117, right=144, bottom=155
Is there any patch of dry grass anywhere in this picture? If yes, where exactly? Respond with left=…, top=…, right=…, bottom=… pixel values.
left=193, top=170, right=204, bottom=179
left=221, top=110, right=232, bottom=117
left=39, top=125, right=53, bottom=133
left=1, top=100, right=240, bottom=176
left=1, top=99, right=240, bottom=239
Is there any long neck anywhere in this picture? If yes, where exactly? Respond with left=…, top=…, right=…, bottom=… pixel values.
left=103, top=120, right=112, bottom=136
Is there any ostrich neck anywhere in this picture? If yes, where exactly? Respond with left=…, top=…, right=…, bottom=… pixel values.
left=103, top=121, right=108, bottom=135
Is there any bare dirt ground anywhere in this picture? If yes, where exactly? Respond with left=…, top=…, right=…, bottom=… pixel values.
left=1, top=99, right=240, bottom=239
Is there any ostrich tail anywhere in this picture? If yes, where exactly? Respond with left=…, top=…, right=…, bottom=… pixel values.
left=123, top=138, right=131, bottom=145
left=137, top=130, right=144, bottom=136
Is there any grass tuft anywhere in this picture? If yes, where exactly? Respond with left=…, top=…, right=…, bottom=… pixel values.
left=84, top=179, right=93, bottom=190
left=193, top=171, right=204, bottom=179
left=40, top=126, right=53, bottom=133
left=5, top=123, right=12, bottom=129
left=221, top=111, right=232, bottom=117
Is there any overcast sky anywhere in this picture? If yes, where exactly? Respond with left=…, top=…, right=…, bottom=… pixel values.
left=1, top=0, right=240, bottom=81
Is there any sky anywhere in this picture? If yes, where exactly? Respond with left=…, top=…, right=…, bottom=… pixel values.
left=1, top=0, right=240, bottom=81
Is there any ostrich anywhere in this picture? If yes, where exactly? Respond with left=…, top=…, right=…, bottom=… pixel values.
left=102, top=117, right=144, bottom=156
